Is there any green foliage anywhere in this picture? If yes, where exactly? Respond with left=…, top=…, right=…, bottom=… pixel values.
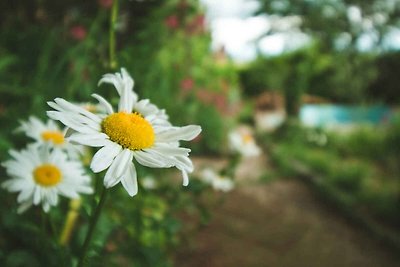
left=327, top=161, right=365, bottom=193
left=385, top=115, right=400, bottom=158
left=0, top=199, right=73, bottom=267
left=329, top=126, right=387, bottom=159
left=239, top=43, right=378, bottom=109
left=265, top=122, right=400, bottom=225
left=368, top=51, right=400, bottom=103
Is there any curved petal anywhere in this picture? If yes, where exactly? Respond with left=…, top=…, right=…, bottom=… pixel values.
left=33, top=187, right=41, bottom=205
left=68, top=133, right=109, bottom=147
left=156, top=125, right=202, bottom=142
left=151, top=144, right=191, bottom=156
left=103, top=149, right=133, bottom=188
left=133, top=150, right=173, bottom=168
left=90, top=143, right=122, bottom=173
left=91, top=94, right=114, bottom=114
left=121, top=163, right=138, bottom=197
left=181, top=169, right=189, bottom=186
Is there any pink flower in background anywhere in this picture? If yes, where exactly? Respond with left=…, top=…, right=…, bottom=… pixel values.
left=165, top=15, right=179, bottom=29
left=196, top=89, right=230, bottom=114
left=214, top=93, right=228, bottom=113
left=193, top=14, right=205, bottom=30
left=70, top=25, right=87, bottom=41
left=196, top=89, right=213, bottom=105
left=98, top=0, right=113, bottom=9
left=186, top=14, right=206, bottom=35
left=180, top=78, right=194, bottom=93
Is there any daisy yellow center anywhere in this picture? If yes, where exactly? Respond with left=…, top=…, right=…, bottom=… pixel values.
left=242, top=134, right=253, bottom=144
left=33, top=164, right=62, bottom=187
left=41, top=131, right=65, bottom=145
left=101, top=112, right=155, bottom=150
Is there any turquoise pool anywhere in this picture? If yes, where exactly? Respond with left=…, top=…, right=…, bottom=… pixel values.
left=300, top=104, right=395, bottom=127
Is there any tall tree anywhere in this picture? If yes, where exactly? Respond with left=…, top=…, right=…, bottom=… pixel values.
left=256, top=0, right=400, bottom=52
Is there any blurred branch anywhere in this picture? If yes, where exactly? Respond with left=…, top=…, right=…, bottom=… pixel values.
left=109, top=0, right=119, bottom=70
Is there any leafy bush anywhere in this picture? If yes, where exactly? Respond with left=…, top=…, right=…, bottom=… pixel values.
left=266, top=122, right=399, bottom=225
left=327, top=162, right=366, bottom=193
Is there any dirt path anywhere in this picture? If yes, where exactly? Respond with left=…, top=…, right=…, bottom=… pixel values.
left=176, top=157, right=400, bottom=267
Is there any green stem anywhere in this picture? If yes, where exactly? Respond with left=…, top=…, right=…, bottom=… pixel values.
left=77, top=186, right=108, bottom=267
left=109, top=0, right=119, bottom=70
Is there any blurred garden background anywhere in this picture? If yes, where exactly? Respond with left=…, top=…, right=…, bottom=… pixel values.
left=0, top=0, right=400, bottom=266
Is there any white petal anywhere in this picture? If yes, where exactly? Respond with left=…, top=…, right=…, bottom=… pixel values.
left=181, top=170, right=189, bottom=186
left=103, top=149, right=132, bottom=188
left=58, top=184, right=79, bottom=198
left=156, top=125, right=202, bottom=142
left=90, top=143, right=122, bottom=173
left=33, top=187, right=41, bottom=205
left=43, top=202, right=50, bottom=213
left=121, top=163, right=138, bottom=197
left=91, top=94, right=114, bottom=114
left=53, top=98, right=101, bottom=123
left=17, top=187, right=34, bottom=203
left=98, top=73, right=123, bottom=95
left=17, top=200, right=33, bottom=214
left=133, top=150, right=173, bottom=168
left=152, top=144, right=191, bottom=156
left=174, top=155, right=194, bottom=173
left=118, top=82, right=134, bottom=112
left=47, top=111, right=99, bottom=134
left=121, top=68, right=135, bottom=91
left=68, top=133, right=109, bottom=147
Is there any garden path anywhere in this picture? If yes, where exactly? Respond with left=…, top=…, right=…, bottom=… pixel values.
left=176, top=155, right=400, bottom=267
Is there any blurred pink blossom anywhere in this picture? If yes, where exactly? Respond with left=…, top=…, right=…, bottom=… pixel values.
left=165, top=15, right=179, bottom=29
left=196, top=89, right=213, bottom=105
left=98, top=0, right=113, bottom=9
left=180, top=78, right=194, bottom=93
left=186, top=14, right=206, bottom=35
left=70, top=25, right=87, bottom=41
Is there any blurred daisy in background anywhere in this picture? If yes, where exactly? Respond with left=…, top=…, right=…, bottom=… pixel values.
left=141, top=175, right=157, bottom=190
left=47, top=68, right=201, bottom=197
left=2, top=145, right=93, bottom=213
left=17, top=116, right=83, bottom=159
left=228, top=125, right=261, bottom=157
left=200, top=168, right=234, bottom=192
left=77, top=101, right=109, bottom=114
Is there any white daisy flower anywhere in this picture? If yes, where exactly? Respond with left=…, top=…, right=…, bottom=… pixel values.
left=1, top=145, right=93, bottom=213
left=47, top=68, right=201, bottom=197
left=17, top=116, right=83, bottom=159
left=200, top=168, right=234, bottom=192
left=228, top=127, right=261, bottom=157
left=141, top=175, right=157, bottom=190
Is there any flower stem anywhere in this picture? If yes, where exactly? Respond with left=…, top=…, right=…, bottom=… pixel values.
left=77, top=186, right=108, bottom=267
left=109, top=0, right=119, bottom=70
left=59, top=199, right=82, bottom=246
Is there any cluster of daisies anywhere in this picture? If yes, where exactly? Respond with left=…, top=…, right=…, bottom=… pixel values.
left=2, top=68, right=201, bottom=213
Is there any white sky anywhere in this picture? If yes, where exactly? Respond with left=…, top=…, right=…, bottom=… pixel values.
left=200, top=0, right=400, bottom=62
left=200, top=0, right=310, bottom=62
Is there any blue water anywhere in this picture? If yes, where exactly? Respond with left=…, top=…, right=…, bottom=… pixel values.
left=300, top=104, right=394, bottom=127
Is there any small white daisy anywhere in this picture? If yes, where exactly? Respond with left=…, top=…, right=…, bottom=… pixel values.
left=2, top=145, right=93, bottom=213
left=200, top=168, right=234, bottom=192
left=18, top=116, right=83, bottom=159
left=47, top=68, right=201, bottom=197
left=141, top=176, right=157, bottom=190
left=228, top=127, right=261, bottom=157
